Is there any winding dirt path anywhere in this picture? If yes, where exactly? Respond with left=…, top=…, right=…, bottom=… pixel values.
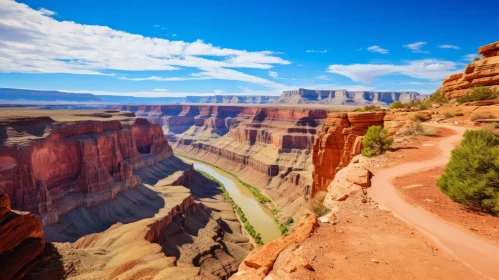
left=369, top=124, right=499, bottom=280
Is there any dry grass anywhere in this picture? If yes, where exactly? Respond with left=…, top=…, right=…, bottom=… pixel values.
left=308, top=191, right=329, bottom=216
left=411, top=113, right=428, bottom=122
left=471, top=111, right=495, bottom=121
left=402, top=123, right=437, bottom=136
left=482, top=123, right=499, bottom=137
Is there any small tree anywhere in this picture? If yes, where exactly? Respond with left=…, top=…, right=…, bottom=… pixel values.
left=390, top=100, right=405, bottom=109
left=457, top=86, right=499, bottom=103
left=362, top=126, right=394, bottom=157
left=438, top=130, right=499, bottom=214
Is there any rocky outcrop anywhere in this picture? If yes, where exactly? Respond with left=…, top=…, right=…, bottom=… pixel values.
left=277, top=88, right=419, bottom=105
left=439, top=40, right=499, bottom=99
left=311, top=112, right=384, bottom=196
left=116, top=105, right=328, bottom=220
left=0, top=111, right=172, bottom=225
left=0, top=192, right=45, bottom=280
left=230, top=214, right=318, bottom=279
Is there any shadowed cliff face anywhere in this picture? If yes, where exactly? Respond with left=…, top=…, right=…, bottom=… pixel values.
left=439, top=40, right=499, bottom=99
left=112, top=105, right=329, bottom=219
left=0, top=112, right=172, bottom=225
left=0, top=192, right=45, bottom=280
left=312, top=112, right=385, bottom=196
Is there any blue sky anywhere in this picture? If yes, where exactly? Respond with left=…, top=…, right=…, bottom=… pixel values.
left=0, top=0, right=497, bottom=96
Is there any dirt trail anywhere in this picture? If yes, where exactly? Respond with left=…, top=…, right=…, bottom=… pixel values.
left=369, top=124, right=499, bottom=280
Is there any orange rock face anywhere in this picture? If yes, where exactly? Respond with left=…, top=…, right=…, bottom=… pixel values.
left=439, top=40, right=499, bottom=99
left=0, top=193, right=45, bottom=280
left=0, top=116, right=172, bottom=225
left=311, top=112, right=384, bottom=196
left=231, top=214, right=318, bottom=279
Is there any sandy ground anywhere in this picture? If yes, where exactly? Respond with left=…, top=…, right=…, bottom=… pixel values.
left=289, top=197, right=482, bottom=280
left=369, top=124, right=499, bottom=279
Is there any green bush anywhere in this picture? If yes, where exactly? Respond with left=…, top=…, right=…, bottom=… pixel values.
left=352, top=105, right=382, bottom=112
left=389, top=100, right=405, bottom=109
left=453, top=111, right=464, bottom=117
left=427, top=91, right=449, bottom=104
left=362, top=126, right=394, bottom=157
left=438, top=130, right=499, bottom=214
left=457, top=86, right=499, bottom=103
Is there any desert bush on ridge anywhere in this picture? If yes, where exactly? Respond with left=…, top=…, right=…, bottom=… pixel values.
left=361, top=126, right=393, bottom=157
left=438, top=129, right=499, bottom=214
left=471, top=111, right=495, bottom=121
left=457, top=86, right=499, bottom=103
left=402, top=122, right=437, bottom=136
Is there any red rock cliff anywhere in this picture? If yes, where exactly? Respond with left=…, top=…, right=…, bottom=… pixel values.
left=0, top=192, right=45, bottom=280
left=439, top=40, right=499, bottom=99
left=0, top=114, right=172, bottom=225
left=312, top=112, right=384, bottom=196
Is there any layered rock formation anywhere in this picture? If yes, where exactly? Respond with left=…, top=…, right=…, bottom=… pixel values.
left=0, top=192, right=45, bottom=280
left=112, top=105, right=329, bottom=220
left=312, top=112, right=384, bottom=196
left=439, top=40, right=499, bottom=99
left=0, top=110, right=172, bottom=225
left=277, top=88, right=419, bottom=105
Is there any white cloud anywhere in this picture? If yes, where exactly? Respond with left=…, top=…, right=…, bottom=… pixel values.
left=328, top=59, right=458, bottom=83
left=0, top=0, right=290, bottom=89
left=212, top=90, right=225, bottom=94
left=268, top=70, right=278, bottom=78
left=403, top=41, right=429, bottom=53
left=357, top=48, right=363, bottom=51
left=367, top=45, right=389, bottom=54
left=306, top=50, right=328, bottom=53
left=438, top=44, right=460, bottom=49
left=314, top=75, right=329, bottom=80
left=152, top=88, right=168, bottom=92
left=462, top=54, right=481, bottom=61
left=38, top=8, right=56, bottom=16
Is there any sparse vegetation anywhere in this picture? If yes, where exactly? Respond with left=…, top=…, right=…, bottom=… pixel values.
left=412, top=113, right=428, bottom=122
left=308, top=191, right=329, bottom=217
left=176, top=154, right=288, bottom=236
left=285, top=217, right=294, bottom=225
left=196, top=169, right=263, bottom=245
left=389, top=92, right=448, bottom=110
left=427, top=91, right=449, bottom=104
left=444, top=112, right=454, bottom=118
left=389, top=100, right=405, bottom=109
left=438, top=130, right=499, bottom=214
left=457, top=86, right=499, bottom=103
left=402, top=122, right=437, bottom=136
left=361, top=126, right=394, bottom=157
left=352, top=104, right=383, bottom=112
left=471, top=111, right=495, bottom=121
left=474, top=57, right=481, bottom=62
left=453, top=111, right=464, bottom=117
left=481, top=123, right=499, bottom=137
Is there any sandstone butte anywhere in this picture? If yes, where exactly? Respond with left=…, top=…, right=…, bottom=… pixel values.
left=0, top=109, right=253, bottom=279
left=439, top=40, right=499, bottom=99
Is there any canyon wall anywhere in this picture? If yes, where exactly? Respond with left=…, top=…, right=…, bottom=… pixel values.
left=277, top=88, right=419, bottom=105
left=439, top=40, right=499, bottom=99
left=111, top=105, right=329, bottom=219
left=0, top=191, right=45, bottom=280
left=0, top=111, right=172, bottom=225
left=312, top=112, right=385, bottom=196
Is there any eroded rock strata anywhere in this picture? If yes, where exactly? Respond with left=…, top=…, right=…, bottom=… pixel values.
left=112, top=105, right=329, bottom=219
left=0, top=111, right=172, bottom=225
left=311, top=112, right=384, bottom=196
left=439, top=40, right=499, bottom=99
left=0, top=192, right=44, bottom=280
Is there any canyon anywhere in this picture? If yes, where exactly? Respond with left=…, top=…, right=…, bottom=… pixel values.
left=0, top=109, right=252, bottom=279
left=439, top=40, right=499, bottom=99
left=1, top=88, right=419, bottom=105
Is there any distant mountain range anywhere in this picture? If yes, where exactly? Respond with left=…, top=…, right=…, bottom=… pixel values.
left=0, top=88, right=420, bottom=105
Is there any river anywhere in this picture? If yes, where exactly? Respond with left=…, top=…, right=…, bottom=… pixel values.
left=192, top=162, right=282, bottom=244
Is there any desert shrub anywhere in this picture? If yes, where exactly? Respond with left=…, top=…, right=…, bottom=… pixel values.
left=481, top=123, right=499, bottom=137
left=389, top=100, right=405, bottom=109
left=471, top=111, right=495, bottom=121
left=453, top=111, right=464, bottom=117
left=402, top=122, right=437, bottom=136
left=474, top=57, right=481, bottom=61
left=352, top=104, right=382, bottom=112
left=457, top=86, right=499, bottom=103
left=427, top=91, right=449, bottom=104
left=361, top=126, right=394, bottom=157
left=444, top=112, right=454, bottom=118
left=308, top=191, right=329, bottom=217
left=412, top=113, right=428, bottom=122
left=285, top=217, right=294, bottom=225
left=438, top=130, right=499, bottom=214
